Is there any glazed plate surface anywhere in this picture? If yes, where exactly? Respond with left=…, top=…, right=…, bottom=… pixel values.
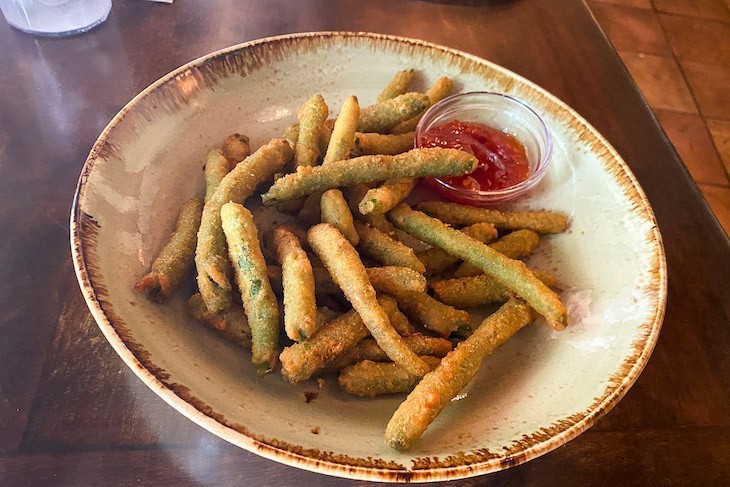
left=71, top=32, right=666, bottom=482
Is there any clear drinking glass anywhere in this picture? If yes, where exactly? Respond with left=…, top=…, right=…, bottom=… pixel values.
left=0, top=0, right=111, bottom=37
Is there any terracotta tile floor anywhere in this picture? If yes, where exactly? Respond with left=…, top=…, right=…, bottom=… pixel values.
left=589, top=0, right=730, bottom=234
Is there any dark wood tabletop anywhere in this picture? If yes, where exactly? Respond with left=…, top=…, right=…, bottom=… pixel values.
left=1, top=0, right=728, bottom=485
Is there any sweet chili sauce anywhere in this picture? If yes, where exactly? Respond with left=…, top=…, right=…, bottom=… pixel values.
left=419, top=120, right=530, bottom=192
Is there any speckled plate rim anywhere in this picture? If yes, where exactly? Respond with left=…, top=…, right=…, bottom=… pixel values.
left=70, top=31, right=667, bottom=483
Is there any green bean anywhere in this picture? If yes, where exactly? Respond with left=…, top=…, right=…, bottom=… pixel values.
left=204, top=149, right=230, bottom=202
left=339, top=356, right=441, bottom=397
left=186, top=293, right=252, bottom=348
left=295, top=93, right=329, bottom=167
left=323, top=95, right=359, bottom=164
left=417, top=223, right=498, bottom=275
left=453, top=229, right=541, bottom=278
left=353, top=132, right=414, bottom=155
left=135, top=198, right=203, bottom=300
left=343, top=185, right=399, bottom=235
left=391, top=290, right=470, bottom=337
left=385, top=298, right=534, bottom=450
left=274, top=226, right=317, bottom=341
left=365, top=266, right=427, bottom=295
left=195, top=139, right=292, bottom=313
left=221, top=202, right=280, bottom=375
left=431, top=269, right=557, bottom=308
left=328, top=334, right=452, bottom=371
left=354, top=221, right=425, bottom=273
left=308, top=223, right=430, bottom=376
left=221, top=133, right=251, bottom=165
left=279, top=296, right=402, bottom=383
left=376, top=68, right=415, bottom=103
left=261, top=148, right=477, bottom=205
left=358, top=178, right=417, bottom=216
left=321, top=189, right=359, bottom=246
left=358, top=92, right=430, bottom=133
left=416, top=201, right=568, bottom=234
left=390, top=76, right=454, bottom=134
left=388, top=204, right=567, bottom=330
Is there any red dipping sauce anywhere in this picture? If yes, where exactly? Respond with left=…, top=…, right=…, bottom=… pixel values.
left=419, top=120, right=530, bottom=192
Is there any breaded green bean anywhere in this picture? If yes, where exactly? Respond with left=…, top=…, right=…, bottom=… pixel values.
left=186, top=293, right=252, bottom=348
left=376, top=68, right=415, bottom=103
left=417, top=223, right=498, bottom=275
left=354, top=221, right=425, bottom=273
left=358, top=178, right=417, bottom=216
left=431, top=269, right=558, bottom=308
left=295, top=93, right=329, bottom=167
left=308, top=224, right=430, bottom=376
left=279, top=296, right=402, bottom=383
left=321, top=189, right=359, bottom=246
left=388, top=204, right=567, bottom=330
left=339, top=356, right=441, bottom=397
left=221, top=133, right=251, bottom=165
left=354, top=131, right=414, bottom=156
left=385, top=298, right=535, bottom=450
left=453, top=229, right=541, bottom=278
left=274, top=226, right=317, bottom=341
left=221, top=202, right=280, bottom=375
left=204, top=149, right=230, bottom=202
left=195, top=139, right=292, bottom=313
left=323, top=95, right=359, bottom=164
left=261, top=148, right=477, bottom=206
left=416, top=201, right=568, bottom=234
left=135, top=198, right=203, bottom=300
left=343, top=184, right=399, bottom=235
left=328, top=334, right=452, bottom=371
left=316, top=306, right=340, bottom=329
left=391, top=290, right=470, bottom=337
left=365, top=266, right=427, bottom=295
left=390, top=76, right=455, bottom=134
left=284, top=123, right=299, bottom=150
left=358, top=92, right=430, bottom=133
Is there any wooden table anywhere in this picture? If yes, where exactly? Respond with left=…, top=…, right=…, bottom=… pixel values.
left=1, top=1, right=728, bottom=485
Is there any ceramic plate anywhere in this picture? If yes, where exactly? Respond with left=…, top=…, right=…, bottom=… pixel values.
left=71, top=32, right=667, bottom=482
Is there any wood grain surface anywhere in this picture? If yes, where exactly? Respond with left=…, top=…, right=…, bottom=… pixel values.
left=0, top=0, right=728, bottom=485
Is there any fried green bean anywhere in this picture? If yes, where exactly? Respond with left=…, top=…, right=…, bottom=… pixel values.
left=135, top=198, right=203, bottom=300
left=295, top=93, right=329, bottom=167
left=353, top=131, right=414, bottom=155
left=284, top=123, right=299, bottom=150
left=416, top=201, right=568, bottom=234
left=388, top=204, right=567, bottom=330
left=274, top=226, right=317, bottom=341
left=323, top=95, right=359, bottom=164
left=221, top=202, right=280, bottom=375
left=308, top=224, right=430, bottom=376
left=279, top=296, right=402, bottom=383
left=261, top=148, right=477, bottom=205
left=328, top=334, right=452, bottom=371
left=376, top=68, right=415, bottom=103
left=186, top=293, right=252, bottom=348
left=453, top=229, right=541, bottom=278
left=354, top=221, right=425, bottom=273
left=390, top=76, right=455, bottom=134
left=221, top=133, right=251, bottom=165
left=417, top=223, right=498, bottom=275
left=430, top=269, right=557, bottom=308
left=321, top=189, right=359, bottom=245
left=343, top=184, right=399, bottom=235
left=365, top=266, right=427, bottom=295
left=339, top=356, right=441, bottom=397
left=195, top=139, right=292, bottom=313
left=385, top=298, right=535, bottom=450
left=358, top=177, right=417, bottom=216
left=358, top=92, right=430, bottom=133
left=391, top=290, right=471, bottom=337
left=204, top=149, right=230, bottom=202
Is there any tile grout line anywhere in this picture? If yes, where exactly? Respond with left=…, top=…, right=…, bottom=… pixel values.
left=650, top=3, right=730, bottom=187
